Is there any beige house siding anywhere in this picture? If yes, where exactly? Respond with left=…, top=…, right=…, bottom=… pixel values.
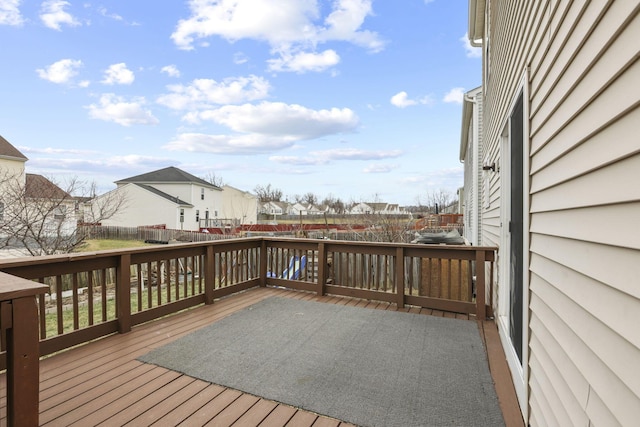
left=478, top=0, right=640, bottom=425
left=220, top=185, right=258, bottom=225
left=461, top=87, right=483, bottom=247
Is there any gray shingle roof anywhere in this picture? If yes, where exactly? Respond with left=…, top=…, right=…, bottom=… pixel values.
left=134, top=183, right=193, bottom=207
left=0, top=135, right=28, bottom=161
left=25, top=174, right=69, bottom=199
left=116, top=166, right=220, bottom=190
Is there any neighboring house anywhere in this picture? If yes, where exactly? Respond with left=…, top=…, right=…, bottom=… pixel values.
left=261, top=201, right=289, bottom=217
left=350, top=202, right=406, bottom=215
left=94, top=166, right=223, bottom=231
left=467, top=1, right=639, bottom=425
left=308, top=204, right=334, bottom=215
left=0, top=135, right=28, bottom=221
left=24, top=173, right=77, bottom=237
left=220, top=185, right=258, bottom=225
left=1, top=136, right=77, bottom=253
left=459, top=86, right=483, bottom=246
left=289, top=202, right=309, bottom=216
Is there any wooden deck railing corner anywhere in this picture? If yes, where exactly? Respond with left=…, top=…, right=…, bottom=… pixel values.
left=0, top=271, right=48, bottom=427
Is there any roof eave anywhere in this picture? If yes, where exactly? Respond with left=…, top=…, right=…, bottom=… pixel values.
left=468, top=0, right=486, bottom=47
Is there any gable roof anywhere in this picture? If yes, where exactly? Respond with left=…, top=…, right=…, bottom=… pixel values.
left=116, top=166, right=221, bottom=190
left=0, top=135, right=28, bottom=161
left=133, top=183, right=193, bottom=207
left=25, top=174, right=69, bottom=199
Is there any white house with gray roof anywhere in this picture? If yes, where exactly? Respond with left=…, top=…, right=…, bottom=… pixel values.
left=92, top=166, right=223, bottom=231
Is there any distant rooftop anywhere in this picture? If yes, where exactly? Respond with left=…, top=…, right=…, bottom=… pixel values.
left=25, top=174, right=69, bottom=199
left=0, top=135, right=28, bottom=161
left=116, top=166, right=221, bottom=190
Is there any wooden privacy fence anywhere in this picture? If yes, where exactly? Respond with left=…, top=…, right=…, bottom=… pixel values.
left=78, top=225, right=237, bottom=242
left=0, top=237, right=495, bottom=425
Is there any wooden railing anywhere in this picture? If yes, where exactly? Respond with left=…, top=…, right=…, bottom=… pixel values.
left=0, top=272, right=48, bottom=426
left=0, top=237, right=495, bottom=425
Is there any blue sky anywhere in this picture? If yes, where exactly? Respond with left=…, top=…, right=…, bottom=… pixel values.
left=1, top=0, right=480, bottom=206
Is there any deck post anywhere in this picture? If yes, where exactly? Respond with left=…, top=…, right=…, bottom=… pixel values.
left=7, top=297, right=40, bottom=426
left=316, top=242, right=326, bottom=296
left=475, top=250, right=486, bottom=320
left=116, top=253, right=131, bottom=333
left=395, top=247, right=405, bottom=308
left=204, top=245, right=215, bottom=304
left=1, top=272, right=48, bottom=427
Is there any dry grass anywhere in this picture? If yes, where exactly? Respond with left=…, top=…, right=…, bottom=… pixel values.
left=75, top=239, right=150, bottom=252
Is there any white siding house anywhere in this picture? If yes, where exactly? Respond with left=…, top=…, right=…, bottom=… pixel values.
left=467, top=0, right=640, bottom=425
left=460, top=86, right=483, bottom=246
left=261, top=201, right=289, bottom=217
left=0, top=136, right=28, bottom=223
left=220, top=185, right=258, bottom=225
left=95, top=167, right=222, bottom=231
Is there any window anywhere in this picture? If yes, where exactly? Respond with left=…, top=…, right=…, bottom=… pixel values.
left=196, top=210, right=200, bottom=222
left=180, top=209, right=185, bottom=223
left=201, top=188, right=205, bottom=200
left=54, top=206, right=67, bottom=221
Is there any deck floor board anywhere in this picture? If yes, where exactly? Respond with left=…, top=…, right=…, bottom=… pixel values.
left=0, top=286, right=522, bottom=426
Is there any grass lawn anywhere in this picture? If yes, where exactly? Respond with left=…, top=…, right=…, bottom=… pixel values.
left=75, top=239, right=150, bottom=252
left=45, top=283, right=202, bottom=337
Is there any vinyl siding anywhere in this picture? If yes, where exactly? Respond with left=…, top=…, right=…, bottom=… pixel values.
left=483, top=0, right=640, bottom=425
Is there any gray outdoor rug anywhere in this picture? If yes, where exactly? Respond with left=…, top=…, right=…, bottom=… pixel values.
left=138, top=297, right=504, bottom=427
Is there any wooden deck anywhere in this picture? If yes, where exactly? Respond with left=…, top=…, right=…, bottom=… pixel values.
left=1, top=286, right=523, bottom=426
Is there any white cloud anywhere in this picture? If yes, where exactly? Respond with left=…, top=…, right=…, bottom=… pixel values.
left=443, top=87, right=465, bottom=104
left=311, top=148, right=402, bottom=161
left=164, top=133, right=294, bottom=154
left=318, top=0, right=384, bottom=52
left=28, top=154, right=173, bottom=175
left=19, top=146, right=97, bottom=155
left=267, top=49, right=340, bottom=73
left=102, top=63, right=135, bottom=85
left=390, top=91, right=433, bottom=108
left=171, top=0, right=384, bottom=72
left=269, top=148, right=401, bottom=166
left=401, top=166, right=464, bottom=191
left=164, top=102, right=359, bottom=155
left=268, top=156, right=324, bottom=166
left=157, top=75, right=270, bottom=110
left=0, top=0, right=24, bottom=26
left=98, top=7, right=122, bottom=21
left=86, top=94, right=159, bottom=126
left=40, top=0, right=80, bottom=31
left=233, top=52, right=249, bottom=64
left=363, top=164, right=398, bottom=173
left=36, top=58, right=82, bottom=84
left=391, top=91, right=416, bottom=108
left=161, top=65, right=181, bottom=78
left=191, top=102, right=359, bottom=140
left=461, top=32, right=481, bottom=58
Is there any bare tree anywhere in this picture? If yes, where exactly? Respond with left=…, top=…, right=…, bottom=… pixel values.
left=254, top=184, right=283, bottom=202
left=321, top=194, right=346, bottom=214
left=80, top=181, right=128, bottom=225
left=419, top=189, right=457, bottom=214
left=202, top=171, right=225, bottom=187
left=0, top=172, right=125, bottom=255
left=302, top=192, right=318, bottom=205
